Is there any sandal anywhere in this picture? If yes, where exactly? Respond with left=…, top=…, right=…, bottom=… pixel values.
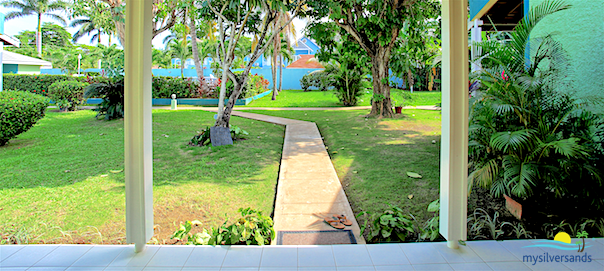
left=324, top=218, right=345, bottom=229
left=333, top=214, right=353, bottom=226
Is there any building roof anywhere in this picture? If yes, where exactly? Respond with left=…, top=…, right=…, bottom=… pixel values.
left=0, top=34, right=20, bottom=46
left=2, top=50, right=51, bottom=66
left=470, top=0, right=525, bottom=31
left=287, top=55, right=324, bottom=69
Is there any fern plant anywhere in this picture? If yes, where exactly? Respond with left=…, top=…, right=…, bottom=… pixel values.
left=84, top=73, right=125, bottom=121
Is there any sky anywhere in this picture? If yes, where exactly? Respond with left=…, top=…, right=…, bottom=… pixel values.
left=0, top=7, right=309, bottom=50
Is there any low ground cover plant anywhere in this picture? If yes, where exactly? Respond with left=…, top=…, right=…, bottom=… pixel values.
left=48, top=81, right=89, bottom=111
left=171, top=208, right=274, bottom=245
left=0, top=91, right=49, bottom=146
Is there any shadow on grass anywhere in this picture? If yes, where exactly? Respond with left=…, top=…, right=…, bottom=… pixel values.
left=0, top=109, right=285, bottom=190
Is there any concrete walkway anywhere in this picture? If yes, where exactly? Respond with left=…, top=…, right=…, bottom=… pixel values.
left=226, top=111, right=365, bottom=244
left=150, top=105, right=440, bottom=111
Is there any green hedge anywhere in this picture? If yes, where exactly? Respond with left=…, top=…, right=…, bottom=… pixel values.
left=2, top=74, right=74, bottom=96
left=3, top=74, right=268, bottom=99
left=152, top=77, right=200, bottom=98
left=48, top=81, right=89, bottom=111
left=0, top=91, right=50, bottom=146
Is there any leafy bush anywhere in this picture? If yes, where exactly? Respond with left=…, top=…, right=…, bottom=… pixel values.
left=152, top=76, right=201, bottom=98
left=223, top=72, right=269, bottom=99
left=361, top=205, right=415, bottom=243
left=171, top=208, right=275, bottom=245
left=48, top=81, right=89, bottom=111
left=84, top=75, right=124, bottom=120
left=300, top=71, right=330, bottom=92
left=0, top=91, right=50, bottom=146
left=2, top=74, right=73, bottom=95
left=469, top=0, right=604, bottom=210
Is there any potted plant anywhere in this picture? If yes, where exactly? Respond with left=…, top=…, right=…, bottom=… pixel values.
left=393, top=90, right=413, bottom=114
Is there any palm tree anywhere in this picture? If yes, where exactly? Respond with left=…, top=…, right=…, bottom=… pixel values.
left=277, top=37, right=295, bottom=93
left=70, top=17, right=102, bottom=44
left=468, top=0, right=601, bottom=203
left=167, top=38, right=192, bottom=78
left=576, top=231, right=588, bottom=252
left=267, top=11, right=296, bottom=100
left=1, top=0, right=68, bottom=56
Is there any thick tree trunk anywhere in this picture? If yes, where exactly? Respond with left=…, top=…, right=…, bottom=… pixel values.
left=215, top=75, right=247, bottom=127
left=190, top=17, right=209, bottom=93
left=369, top=48, right=394, bottom=118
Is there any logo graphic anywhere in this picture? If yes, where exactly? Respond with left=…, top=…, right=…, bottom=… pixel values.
left=523, top=231, right=592, bottom=252
left=522, top=231, right=594, bottom=265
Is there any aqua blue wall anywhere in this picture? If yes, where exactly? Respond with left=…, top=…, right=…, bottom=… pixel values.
left=3, top=64, right=18, bottom=74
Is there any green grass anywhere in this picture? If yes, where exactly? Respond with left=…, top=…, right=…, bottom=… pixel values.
left=248, top=109, right=442, bottom=234
left=0, top=110, right=284, bottom=244
left=242, top=89, right=442, bottom=108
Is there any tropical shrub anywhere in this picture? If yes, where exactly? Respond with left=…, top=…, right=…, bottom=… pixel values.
left=48, top=81, right=89, bottom=111
left=84, top=75, right=125, bottom=120
left=2, top=74, right=73, bottom=95
left=223, top=72, right=269, bottom=99
left=0, top=91, right=50, bottom=146
left=152, top=76, right=201, bottom=98
left=300, top=71, right=330, bottom=92
left=469, top=1, right=604, bottom=210
left=171, top=208, right=275, bottom=245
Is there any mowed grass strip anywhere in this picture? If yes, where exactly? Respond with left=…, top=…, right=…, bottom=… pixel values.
left=0, top=109, right=284, bottom=244
left=241, top=89, right=442, bottom=108
left=248, top=109, right=441, bottom=233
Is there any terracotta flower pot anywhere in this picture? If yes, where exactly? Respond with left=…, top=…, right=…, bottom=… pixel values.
left=504, top=194, right=522, bottom=220
left=395, top=106, right=403, bottom=114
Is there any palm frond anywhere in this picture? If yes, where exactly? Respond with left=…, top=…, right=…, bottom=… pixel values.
left=490, top=129, right=536, bottom=153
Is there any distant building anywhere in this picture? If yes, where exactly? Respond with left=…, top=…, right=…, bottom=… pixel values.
left=2, top=51, right=52, bottom=74
left=1, top=12, right=21, bottom=91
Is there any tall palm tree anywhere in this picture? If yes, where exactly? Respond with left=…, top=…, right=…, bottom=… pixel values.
left=267, top=11, right=296, bottom=100
left=1, top=0, right=67, bottom=56
left=167, top=38, right=192, bottom=77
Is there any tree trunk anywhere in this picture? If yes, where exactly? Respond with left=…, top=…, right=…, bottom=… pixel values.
left=369, top=48, right=394, bottom=118
left=190, top=17, right=209, bottom=93
left=114, top=21, right=126, bottom=46
left=278, top=55, right=283, bottom=93
left=215, top=75, right=247, bottom=127
left=98, top=30, right=102, bottom=45
left=36, top=14, right=42, bottom=57
left=271, top=55, right=278, bottom=100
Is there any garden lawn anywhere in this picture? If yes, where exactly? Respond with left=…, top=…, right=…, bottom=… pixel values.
left=242, top=89, right=441, bottom=108
left=0, top=110, right=284, bottom=244
left=248, top=109, right=442, bottom=237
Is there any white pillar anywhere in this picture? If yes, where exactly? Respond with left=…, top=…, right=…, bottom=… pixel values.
left=1, top=42, right=4, bottom=91
left=125, top=0, right=154, bottom=253
left=439, top=0, right=469, bottom=249
left=470, top=20, right=483, bottom=73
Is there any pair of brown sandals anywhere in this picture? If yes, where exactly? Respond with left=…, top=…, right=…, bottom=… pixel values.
left=324, top=214, right=352, bottom=229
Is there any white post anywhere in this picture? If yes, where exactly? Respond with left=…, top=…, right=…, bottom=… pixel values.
left=125, top=0, right=154, bottom=253
left=439, top=0, right=469, bottom=249
left=77, top=54, right=82, bottom=75
left=470, top=20, right=483, bottom=73
left=1, top=42, right=4, bottom=92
